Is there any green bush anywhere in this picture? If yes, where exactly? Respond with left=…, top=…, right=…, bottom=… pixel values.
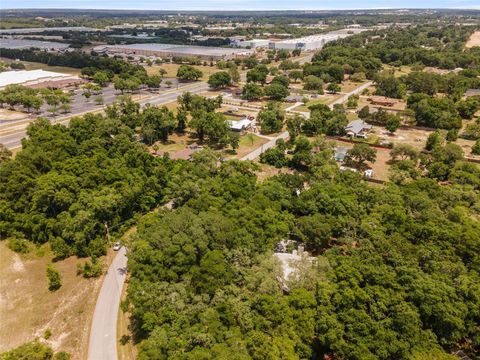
left=77, top=258, right=103, bottom=278
left=7, top=238, right=30, bottom=254
left=46, top=264, right=62, bottom=291
left=0, top=341, right=53, bottom=360
left=54, top=352, right=71, bottom=360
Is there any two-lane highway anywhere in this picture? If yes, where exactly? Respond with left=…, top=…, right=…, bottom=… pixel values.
left=0, top=82, right=209, bottom=149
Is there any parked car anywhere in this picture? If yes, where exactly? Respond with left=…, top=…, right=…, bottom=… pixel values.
left=113, top=242, right=121, bottom=251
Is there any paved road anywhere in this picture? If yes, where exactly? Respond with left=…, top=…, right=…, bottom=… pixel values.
left=88, top=246, right=127, bottom=360
left=0, top=82, right=209, bottom=149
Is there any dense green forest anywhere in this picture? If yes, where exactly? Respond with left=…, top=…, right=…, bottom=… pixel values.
left=0, top=114, right=170, bottom=258
left=125, top=145, right=480, bottom=359
left=1, top=13, right=480, bottom=359
left=1, top=91, right=479, bottom=360
left=1, top=98, right=480, bottom=360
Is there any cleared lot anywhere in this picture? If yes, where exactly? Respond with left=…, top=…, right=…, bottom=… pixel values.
left=0, top=242, right=112, bottom=359
left=466, top=31, right=480, bottom=48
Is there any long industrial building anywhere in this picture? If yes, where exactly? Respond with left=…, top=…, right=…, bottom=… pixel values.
left=0, top=27, right=100, bottom=34
left=269, top=28, right=367, bottom=51
left=94, top=43, right=253, bottom=61
left=0, top=38, right=70, bottom=51
left=0, top=70, right=83, bottom=90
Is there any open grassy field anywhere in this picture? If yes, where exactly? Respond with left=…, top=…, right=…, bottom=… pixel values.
left=341, top=81, right=366, bottom=93
left=383, top=64, right=413, bottom=78
left=0, top=58, right=81, bottom=76
left=0, top=242, right=112, bottom=359
left=230, top=133, right=269, bottom=159
left=466, top=31, right=480, bottom=48
left=145, top=63, right=221, bottom=81
left=151, top=131, right=196, bottom=154
left=295, top=95, right=341, bottom=112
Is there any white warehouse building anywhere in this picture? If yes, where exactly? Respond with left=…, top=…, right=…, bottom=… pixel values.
left=269, top=28, right=367, bottom=51
left=0, top=70, right=83, bottom=90
left=231, top=38, right=270, bottom=49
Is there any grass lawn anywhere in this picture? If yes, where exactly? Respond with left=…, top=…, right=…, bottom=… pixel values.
left=295, top=95, right=341, bottom=112
left=0, top=58, right=81, bottom=76
left=383, top=64, right=413, bottom=78
left=341, top=81, right=365, bottom=93
left=347, top=112, right=359, bottom=121
left=0, top=241, right=113, bottom=357
left=367, top=147, right=392, bottom=181
left=151, top=132, right=196, bottom=153
left=229, top=133, right=269, bottom=159
left=161, top=101, right=179, bottom=112
left=145, top=63, right=221, bottom=81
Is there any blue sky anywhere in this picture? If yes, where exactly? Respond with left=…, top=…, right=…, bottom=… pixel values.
left=1, top=0, right=479, bottom=10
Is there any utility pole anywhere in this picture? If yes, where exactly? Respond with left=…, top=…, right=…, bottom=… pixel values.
left=104, top=222, right=111, bottom=243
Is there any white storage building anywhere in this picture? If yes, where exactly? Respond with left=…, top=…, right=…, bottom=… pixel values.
left=0, top=70, right=82, bottom=90
left=231, top=39, right=270, bottom=49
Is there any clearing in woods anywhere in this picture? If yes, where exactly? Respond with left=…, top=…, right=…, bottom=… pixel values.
left=0, top=242, right=113, bottom=359
left=466, top=31, right=480, bottom=48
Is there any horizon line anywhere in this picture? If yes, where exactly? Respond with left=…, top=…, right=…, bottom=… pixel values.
left=2, top=7, right=480, bottom=11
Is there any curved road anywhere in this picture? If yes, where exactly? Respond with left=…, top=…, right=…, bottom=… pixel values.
left=88, top=246, right=127, bottom=360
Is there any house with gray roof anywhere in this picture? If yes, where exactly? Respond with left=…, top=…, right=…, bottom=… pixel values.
left=345, top=120, right=373, bottom=138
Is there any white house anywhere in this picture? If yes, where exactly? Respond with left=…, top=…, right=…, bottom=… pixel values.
left=228, top=118, right=253, bottom=133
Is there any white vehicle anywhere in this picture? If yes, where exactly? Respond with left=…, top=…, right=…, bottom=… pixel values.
left=113, top=242, right=121, bottom=251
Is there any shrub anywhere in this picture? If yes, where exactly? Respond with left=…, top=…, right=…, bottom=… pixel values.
left=46, top=264, right=62, bottom=291
left=7, top=238, right=30, bottom=254
left=77, top=258, right=103, bottom=278
left=0, top=341, right=53, bottom=360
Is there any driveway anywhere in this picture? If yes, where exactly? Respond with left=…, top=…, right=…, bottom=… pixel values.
left=87, top=246, right=127, bottom=360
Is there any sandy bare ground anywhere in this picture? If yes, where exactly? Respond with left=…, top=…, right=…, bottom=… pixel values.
left=0, top=242, right=112, bottom=359
left=0, top=108, right=29, bottom=121
left=466, top=31, right=480, bottom=48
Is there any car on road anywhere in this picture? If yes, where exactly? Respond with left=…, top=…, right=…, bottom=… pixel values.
left=113, top=242, right=121, bottom=251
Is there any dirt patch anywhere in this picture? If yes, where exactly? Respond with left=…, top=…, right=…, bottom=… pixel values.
left=11, top=253, right=25, bottom=272
left=466, top=31, right=480, bottom=48
left=256, top=163, right=293, bottom=182
left=0, top=242, right=113, bottom=359
left=0, top=108, right=29, bottom=121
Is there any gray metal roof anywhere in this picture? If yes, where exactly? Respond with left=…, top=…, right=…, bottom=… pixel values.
left=345, top=120, right=372, bottom=135
left=0, top=38, right=69, bottom=50
left=107, top=43, right=252, bottom=57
